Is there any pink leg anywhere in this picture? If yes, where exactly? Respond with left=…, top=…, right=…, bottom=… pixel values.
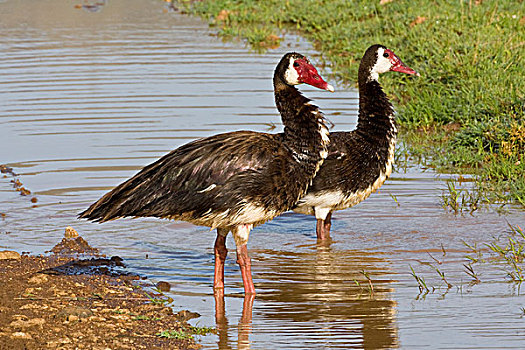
left=316, top=211, right=332, bottom=241
left=232, top=224, right=256, bottom=295
left=214, top=229, right=228, bottom=293
left=236, top=244, right=256, bottom=295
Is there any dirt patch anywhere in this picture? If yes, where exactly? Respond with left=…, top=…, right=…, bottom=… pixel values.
left=0, top=231, right=208, bottom=349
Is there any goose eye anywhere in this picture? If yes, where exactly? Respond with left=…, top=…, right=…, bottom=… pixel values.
left=293, top=61, right=300, bottom=67
left=383, top=52, right=389, bottom=58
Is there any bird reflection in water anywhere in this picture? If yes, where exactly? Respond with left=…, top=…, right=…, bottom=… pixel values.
left=257, top=240, right=398, bottom=349
left=214, top=293, right=254, bottom=350
left=210, top=238, right=398, bottom=349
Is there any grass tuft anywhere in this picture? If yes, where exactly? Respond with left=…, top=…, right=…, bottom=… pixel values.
left=157, top=325, right=216, bottom=340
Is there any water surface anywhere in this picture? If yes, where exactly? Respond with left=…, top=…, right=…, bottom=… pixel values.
left=1, top=0, right=525, bottom=349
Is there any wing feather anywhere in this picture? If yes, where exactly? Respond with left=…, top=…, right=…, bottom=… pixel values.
left=79, top=131, right=282, bottom=223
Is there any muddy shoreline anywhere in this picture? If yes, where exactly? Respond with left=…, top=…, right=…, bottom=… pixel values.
left=0, top=231, right=208, bottom=350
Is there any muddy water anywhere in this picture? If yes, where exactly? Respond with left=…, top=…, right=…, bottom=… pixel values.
left=1, top=0, right=525, bottom=349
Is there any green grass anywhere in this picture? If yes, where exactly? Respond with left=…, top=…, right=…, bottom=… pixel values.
left=157, top=326, right=216, bottom=340
left=462, top=223, right=525, bottom=283
left=177, top=0, right=525, bottom=207
left=144, top=288, right=174, bottom=306
left=157, top=330, right=194, bottom=340
left=411, top=224, right=525, bottom=298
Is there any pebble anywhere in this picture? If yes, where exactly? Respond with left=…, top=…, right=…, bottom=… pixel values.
left=20, top=303, right=48, bottom=310
left=68, top=315, right=79, bottom=322
left=56, top=306, right=93, bottom=320
left=88, top=316, right=106, bottom=322
left=28, top=273, right=49, bottom=284
left=59, top=337, right=72, bottom=344
left=65, top=226, right=79, bottom=238
left=10, top=318, right=45, bottom=329
left=175, top=309, right=201, bottom=322
left=156, top=281, right=171, bottom=292
left=11, top=331, right=33, bottom=339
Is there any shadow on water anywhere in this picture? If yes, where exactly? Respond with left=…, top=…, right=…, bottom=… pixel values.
left=1, top=0, right=525, bottom=349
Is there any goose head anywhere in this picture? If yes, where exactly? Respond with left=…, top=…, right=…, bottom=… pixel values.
left=275, top=52, right=334, bottom=92
left=363, top=44, right=420, bottom=82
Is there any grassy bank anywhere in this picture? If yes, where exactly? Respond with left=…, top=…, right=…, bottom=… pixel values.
left=178, top=0, right=525, bottom=207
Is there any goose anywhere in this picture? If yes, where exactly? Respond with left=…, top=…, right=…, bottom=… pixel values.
left=293, top=45, right=419, bottom=240
left=79, top=52, right=334, bottom=294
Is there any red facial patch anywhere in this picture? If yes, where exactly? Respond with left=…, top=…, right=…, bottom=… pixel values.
left=293, top=59, right=334, bottom=91
left=386, top=49, right=419, bottom=76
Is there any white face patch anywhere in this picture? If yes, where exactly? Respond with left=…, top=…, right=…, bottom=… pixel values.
left=369, top=47, right=392, bottom=81
left=284, top=58, right=301, bottom=85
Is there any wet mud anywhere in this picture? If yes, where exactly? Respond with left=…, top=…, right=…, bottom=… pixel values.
left=0, top=232, right=205, bottom=350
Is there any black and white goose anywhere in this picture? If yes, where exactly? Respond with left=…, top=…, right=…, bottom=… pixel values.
left=293, top=45, right=419, bottom=240
left=79, top=52, right=334, bottom=295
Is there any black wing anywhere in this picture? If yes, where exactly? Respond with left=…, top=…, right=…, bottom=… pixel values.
left=79, top=130, right=297, bottom=224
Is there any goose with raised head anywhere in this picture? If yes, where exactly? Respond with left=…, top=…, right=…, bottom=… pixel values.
left=79, top=52, right=334, bottom=294
left=293, top=45, right=419, bottom=240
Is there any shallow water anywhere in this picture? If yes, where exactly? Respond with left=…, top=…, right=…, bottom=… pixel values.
left=1, top=0, right=525, bottom=349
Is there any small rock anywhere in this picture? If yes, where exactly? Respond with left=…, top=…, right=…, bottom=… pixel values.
left=0, top=164, right=16, bottom=175
left=156, top=281, right=171, bottom=292
left=0, top=250, right=21, bottom=260
left=88, top=316, right=106, bottom=322
left=59, top=337, right=71, bottom=344
left=12, top=314, right=28, bottom=321
left=67, top=315, right=79, bottom=322
left=11, top=332, right=32, bottom=339
left=28, top=273, right=48, bottom=284
left=18, top=187, right=31, bottom=196
left=175, top=309, right=200, bottom=322
left=24, top=287, right=41, bottom=296
left=65, top=226, right=79, bottom=238
left=50, top=235, right=99, bottom=256
left=20, top=303, right=48, bottom=310
left=46, top=341, right=60, bottom=348
left=56, top=306, right=93, bottom=320
left=10, top=318, right=45, bottom=329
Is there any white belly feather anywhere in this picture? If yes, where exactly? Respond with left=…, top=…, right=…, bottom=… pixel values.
left=295, top=137, right=396, bottom=220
